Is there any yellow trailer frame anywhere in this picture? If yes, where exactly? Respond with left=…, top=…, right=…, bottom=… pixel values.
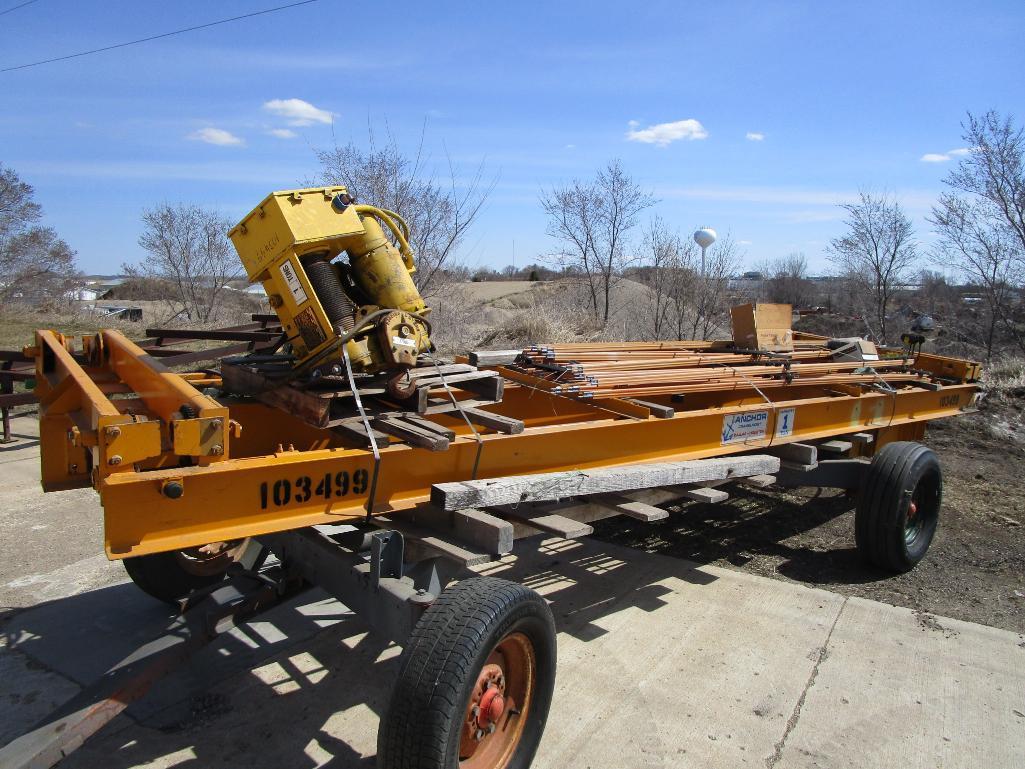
left=29, top=327, right=980, bottom=559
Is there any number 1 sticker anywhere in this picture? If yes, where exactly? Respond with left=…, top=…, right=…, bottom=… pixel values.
left=775, top=407, right=795, bottom=438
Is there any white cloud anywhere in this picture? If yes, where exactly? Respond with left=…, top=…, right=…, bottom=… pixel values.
left=746, top=132, right=765, bottom=141
left=625, top=118, right=707, bottom=147
left=262, top=98, right=334, bottom=126
left=920, top=147, right=973, bottom=163
left=188, top=127, right=244, bottom=146
left=268, top=128, right=297, bottom=139
left=565, top=143, right=576, bottom=149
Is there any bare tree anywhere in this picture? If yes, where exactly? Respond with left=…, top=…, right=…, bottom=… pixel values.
left=691, top=234, right=741, bottom=340
left=315, top=128, right=491, bottom=298
left=0, top=163, right=79, bottom=305
left=541, top=160, right=655, bottom=326
left=759, top=252, right=812, bottom=308
left=930, top=111, right=1025, bottom=357
left=638, top=217, right=682, bottom=339
left=829, top=192, right=917, bottom=344
left=131, top=203, right=241, bottom=323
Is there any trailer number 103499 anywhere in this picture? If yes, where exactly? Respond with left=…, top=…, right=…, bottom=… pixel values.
left=259, top=469, right=369, bottom=509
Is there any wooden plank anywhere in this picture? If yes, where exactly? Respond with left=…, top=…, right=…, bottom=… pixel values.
left=431, top=454, right=780, bottom=510
left=765, top=442, right=817, bottom=465
left=413, top=506, right=514, bottom=555
left=374, top=417, right=449, bottom=451
left=851, top=432, right=875, bottom=446
left=624, top=399, right=674, bottom=418
left=589, top=492, right=668, bottom=521
left=677, top=486, right=729, bottom=503
left=497, top=509, right=593, bottom=539
left=817, top=439, right=854, bottom=455
left=469, top=349, right=521, bottom=367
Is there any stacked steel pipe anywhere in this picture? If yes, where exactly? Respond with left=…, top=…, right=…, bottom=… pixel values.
left=504, top=340, right=924, bottom=400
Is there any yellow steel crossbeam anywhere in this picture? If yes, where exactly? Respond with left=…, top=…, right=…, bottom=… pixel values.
left=97, top=383, right=978, bottom=558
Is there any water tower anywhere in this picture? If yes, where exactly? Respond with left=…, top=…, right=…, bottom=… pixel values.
left=693, top=228, right=717, bottom=276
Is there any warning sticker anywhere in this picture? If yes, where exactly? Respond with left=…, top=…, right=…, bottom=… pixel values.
left=392, top=336, right=417, bottom=348
left=721, top=411, right=768, bottom=445
left=294, top=306, right=326, bottom=351
left=279, top=259, right=308, bottom=306
left=775, top=407, right=796, bottom=438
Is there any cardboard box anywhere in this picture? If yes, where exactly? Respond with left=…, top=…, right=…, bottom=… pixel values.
left=730, top=303, right=794, bottom=352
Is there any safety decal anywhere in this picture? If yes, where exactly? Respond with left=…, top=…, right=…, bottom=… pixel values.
left=721, top=411, right=768, bottom=444
left=279, top=259, right=309, bottom=306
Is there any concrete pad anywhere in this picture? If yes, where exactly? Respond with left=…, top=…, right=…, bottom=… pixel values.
left=779, top=597, right=1025, bottom=768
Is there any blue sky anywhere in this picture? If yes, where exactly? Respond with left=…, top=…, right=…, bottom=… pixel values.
left=2, top=0, right=1023, bottom=275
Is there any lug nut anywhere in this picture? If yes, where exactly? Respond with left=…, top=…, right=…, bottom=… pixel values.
left=105, top=426, right=121, bottom=438
left=209, top=444, right=223, bottom=455
left=108, top=455, right=122, bottom=466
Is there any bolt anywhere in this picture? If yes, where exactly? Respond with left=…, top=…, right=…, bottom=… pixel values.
left=105, top=426, right=121, bottom=439
left=162, top=480, right=184, bottom=499
left=474, top=728, right=484, bottom=741
left=108, top=455, right=122, bottom=466
left=209, top=444, right=223, bottom=456
left=487, top=723, right=496, bottom=734
left=211, top=419, right=222, bottom=429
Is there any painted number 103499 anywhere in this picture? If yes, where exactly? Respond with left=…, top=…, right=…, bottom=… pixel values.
left=259, top=469, right=369, bottom=509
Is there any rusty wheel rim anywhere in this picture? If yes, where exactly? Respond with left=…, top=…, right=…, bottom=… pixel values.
left=459, top=631, right=536, bottom=768
left=173, top=539, right=244, bottom=577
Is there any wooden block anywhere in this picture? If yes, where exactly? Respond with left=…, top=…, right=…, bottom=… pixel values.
left=677, top=486, right=729, bottom=504
left=817, top=439, right=853, bottom=455
left=374, top=417, right=449, bottom=451
left=851, top=432, right=875, bottom=445
left=765, top=442, right=818, bottom=465
left=459, top=407, right=524, bottom=434
left=469, top=349, right=521, bottom=367
left=590, top=492, right=669, bottom=521
left=624, top=399, right=675, bottom=418
left=414, top=506, right=514, bottom=555
left=331, top=421, right=391, bottom=447
left=497, top=510, right=594, bottom=539
left=375, top=516, right=491, bottom=567
left=431, top=454, right=780, bottom=510
left=738, top=474, right=776, bottom=488
left=781, top=460, right=818, bottom=473
left=401, top=414, right=456, bottom=440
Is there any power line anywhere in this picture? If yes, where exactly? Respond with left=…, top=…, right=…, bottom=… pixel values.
left=0, top=0, right=41, bottom=17
left=1, top=0, right=321, bottom=73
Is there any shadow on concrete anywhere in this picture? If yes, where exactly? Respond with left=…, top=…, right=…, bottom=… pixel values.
left=2, top=535, right=722, bottom=768
left=0, top=432, right=40, bottom=452
left=592, top=485, right=894, bottom=587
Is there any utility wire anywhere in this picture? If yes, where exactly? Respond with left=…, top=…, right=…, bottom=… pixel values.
left=0, top=0, right=40, bottom=17
left=1, top=0, right=320, bottom=73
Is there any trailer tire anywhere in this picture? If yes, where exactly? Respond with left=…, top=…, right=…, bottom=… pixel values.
left=123, top=548, right=234, bottom=605
left=855, top=441, right=942, bottom=573
left=378, top=576, right=556, bottom=769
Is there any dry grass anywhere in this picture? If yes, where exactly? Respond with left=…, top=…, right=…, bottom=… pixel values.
left=982, top=356, right=1025, bottom=393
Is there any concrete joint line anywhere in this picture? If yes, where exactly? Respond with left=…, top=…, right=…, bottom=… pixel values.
left=764, top=597, right=848, bottom=769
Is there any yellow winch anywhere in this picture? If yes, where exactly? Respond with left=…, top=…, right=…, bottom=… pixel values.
left=228, top=187, right=432, bottom=386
